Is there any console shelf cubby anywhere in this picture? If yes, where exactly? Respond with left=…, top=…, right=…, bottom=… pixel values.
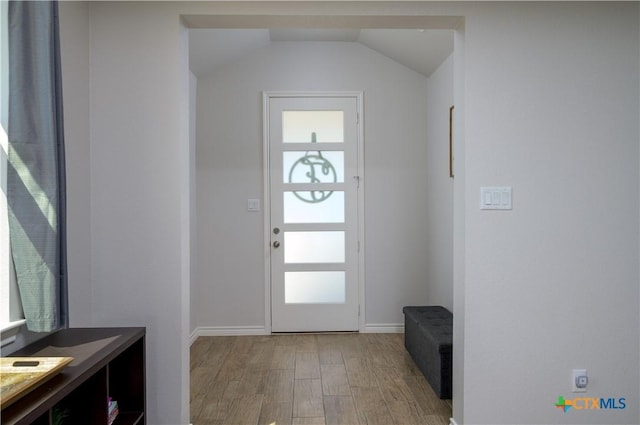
left=1, top=327, right=145, bottom=425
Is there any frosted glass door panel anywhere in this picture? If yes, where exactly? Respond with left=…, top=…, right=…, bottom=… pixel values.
left=284, top=151, right=344, bottom=183
left=285, top=271, right=346, bottom=304
left=282, top=111, right=344, bottom=143
left=284, top=191, right=344, bottom=223
left=284, top=231, right=345, bottom=263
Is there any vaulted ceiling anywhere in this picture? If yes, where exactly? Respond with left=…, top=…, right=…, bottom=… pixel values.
left=189, top=28, right=454, bottom=78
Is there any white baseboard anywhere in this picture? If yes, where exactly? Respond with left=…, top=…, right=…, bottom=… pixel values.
left=449, top=418, right=459, bottom=425
left=190, top=326, right=268, bottom=344
left=363, top=323, right=404, bottom=333
left=189, top=329, right=199, bottom=346
left=190, top=324, right=403, bottom=345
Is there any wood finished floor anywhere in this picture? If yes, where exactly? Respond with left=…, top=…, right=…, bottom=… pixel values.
left=190, top=333, right=451, bottom=425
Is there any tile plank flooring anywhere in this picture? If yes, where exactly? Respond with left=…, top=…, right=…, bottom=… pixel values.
left=191, top=333, right=451, bottom=425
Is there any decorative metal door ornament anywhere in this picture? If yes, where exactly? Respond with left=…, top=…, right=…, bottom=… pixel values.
left=289, top=132, right=336, bottom=203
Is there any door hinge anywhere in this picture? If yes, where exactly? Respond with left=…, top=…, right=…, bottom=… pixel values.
left=353, top=175, right=360, bottom=188
left=357, top=112, right=359, bottom=124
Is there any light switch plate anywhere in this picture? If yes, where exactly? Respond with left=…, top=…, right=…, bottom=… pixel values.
left=480, top=187, right=512, bottom=210
left=247, top=199, right=260, bottom=212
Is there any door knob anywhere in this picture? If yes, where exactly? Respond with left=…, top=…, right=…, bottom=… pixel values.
left=273, top=241, right=281, bottom=248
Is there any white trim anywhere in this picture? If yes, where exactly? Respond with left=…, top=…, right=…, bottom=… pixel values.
left=363, top=323, right=404, bottom=333
left=265, top=91, right=364, bottom=99
left=355, top=92, right=365, bottom=332
left=449, top=418, right=459, bottom=425
left=191, top=326, right=268, bottom=341
left=0, top=318, right=25, bottom=333
left=190, top=324, right=404, bottom=342
left=189, top=328, right=199, bottom=346
left=0, top=319, right=26, bottom=347
left=262, top=92, right=272, bottom=335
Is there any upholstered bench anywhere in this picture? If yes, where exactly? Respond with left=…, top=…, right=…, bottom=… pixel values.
left=402, top=305, right=452, bottom=399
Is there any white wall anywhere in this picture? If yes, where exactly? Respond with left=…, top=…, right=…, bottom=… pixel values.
left=426, top=53, right=454, bottom=311
left=195, top=41, right=432, bottom=331
left=462, top=3, right=639, bottom=424
left=59, top=1, right=92, bottom=327
left=87, top=3, right=190, bottom=424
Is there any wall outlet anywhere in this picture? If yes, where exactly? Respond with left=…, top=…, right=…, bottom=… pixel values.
left=572, top=369, right=588, bottom=392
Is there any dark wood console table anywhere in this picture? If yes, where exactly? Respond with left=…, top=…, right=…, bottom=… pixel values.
left=1, top=327, right=145, bottom=425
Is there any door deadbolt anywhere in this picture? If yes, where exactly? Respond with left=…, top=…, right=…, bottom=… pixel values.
left=273, top=241, right=281, bottom=248
left=273, top=227, right=280, bottom=235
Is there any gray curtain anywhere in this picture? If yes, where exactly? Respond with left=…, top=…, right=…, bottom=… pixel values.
left=7, top=0, right=68, bottom=332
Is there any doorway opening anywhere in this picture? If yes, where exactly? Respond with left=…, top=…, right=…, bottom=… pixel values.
left=186, top=12, right=464, bottom=422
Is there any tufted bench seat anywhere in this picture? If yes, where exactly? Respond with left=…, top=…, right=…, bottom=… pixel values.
left=402, top=305, right=452, bottom=399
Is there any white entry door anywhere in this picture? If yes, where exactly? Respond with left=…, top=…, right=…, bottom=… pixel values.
left=266, top=93, right=361, bottom=332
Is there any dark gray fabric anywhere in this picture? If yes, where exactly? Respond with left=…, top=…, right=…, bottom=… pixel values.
left=403, top=306, right=452, bottom=399
left=7, top=0, right=68, bottom=332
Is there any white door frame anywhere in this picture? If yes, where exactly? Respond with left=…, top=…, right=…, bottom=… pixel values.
left=262, top=91, right=365, bottom=333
